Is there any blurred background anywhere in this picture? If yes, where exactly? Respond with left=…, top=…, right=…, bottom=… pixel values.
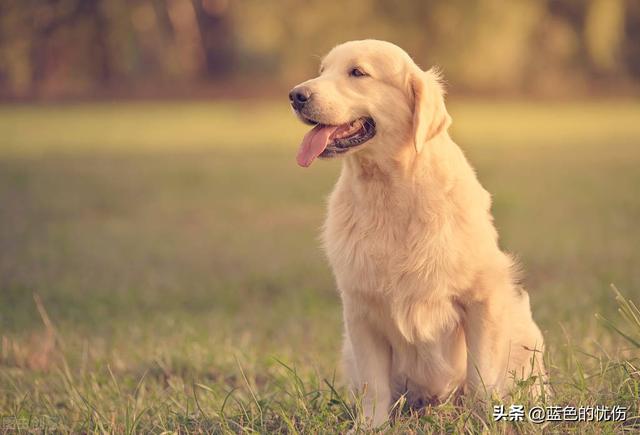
left=1, top=0, right=640, bottom=99
left=1, top=1, right=640, bottom=432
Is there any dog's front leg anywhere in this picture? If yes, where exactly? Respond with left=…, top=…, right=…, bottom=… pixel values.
left=343, top=301, right=392, bottom=427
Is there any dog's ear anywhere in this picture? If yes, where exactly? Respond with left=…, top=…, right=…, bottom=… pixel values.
left=410, top=67, right=452, bottom=153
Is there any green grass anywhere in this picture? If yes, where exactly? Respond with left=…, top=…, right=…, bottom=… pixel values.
left=0, top=99, right=639, bottom=433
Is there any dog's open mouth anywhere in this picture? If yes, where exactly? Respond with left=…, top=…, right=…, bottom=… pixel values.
left=296, top=117, right=376, bottom=167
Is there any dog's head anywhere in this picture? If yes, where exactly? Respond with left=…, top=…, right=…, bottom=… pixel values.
left=290, top=39, right=451, bottom=167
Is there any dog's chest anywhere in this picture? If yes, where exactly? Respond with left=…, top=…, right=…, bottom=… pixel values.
left=324, top=191, right=406, bottom=293
left=323, top=181, right=454, bottom=296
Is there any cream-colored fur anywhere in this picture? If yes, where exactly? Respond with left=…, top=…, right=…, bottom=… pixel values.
left=292, top=40, right=546, bottom=427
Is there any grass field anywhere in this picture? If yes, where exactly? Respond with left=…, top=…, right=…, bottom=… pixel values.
left=1, top=100, right=640, bottom=433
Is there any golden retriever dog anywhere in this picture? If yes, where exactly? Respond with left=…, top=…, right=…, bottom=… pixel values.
left=289, top=40, right=546, bottom=427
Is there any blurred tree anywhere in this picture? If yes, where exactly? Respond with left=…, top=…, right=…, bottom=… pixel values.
left=624, top=0, right=640, bottom=77
left=585, top=0, right=625, bottom=75
left=0, top=0, right=638, bottom=98
left=28, top=0, right=85, bottom=92
left=191, top=0, right=235, bottom=78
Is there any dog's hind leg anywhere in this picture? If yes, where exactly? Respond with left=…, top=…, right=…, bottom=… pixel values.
left=463, top=283, right=546, bottom=397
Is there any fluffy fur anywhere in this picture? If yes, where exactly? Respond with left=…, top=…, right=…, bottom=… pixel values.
left=292, top=40, right=546, bottom=426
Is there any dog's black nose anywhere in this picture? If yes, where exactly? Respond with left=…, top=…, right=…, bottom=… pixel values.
left=289, top=87, right=311, bottom=111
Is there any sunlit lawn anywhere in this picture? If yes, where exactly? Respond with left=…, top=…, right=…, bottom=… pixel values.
left=0, top=99, right=639, bottom=432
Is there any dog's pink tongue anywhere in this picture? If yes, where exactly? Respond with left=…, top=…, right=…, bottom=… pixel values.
left=297, top=124, right=338, bottom=167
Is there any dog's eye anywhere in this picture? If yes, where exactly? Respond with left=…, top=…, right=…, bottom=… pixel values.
left=349, top=67, right=367, bottom=78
